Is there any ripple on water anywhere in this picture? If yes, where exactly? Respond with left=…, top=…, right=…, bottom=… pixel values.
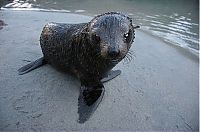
left=136, top=13, right=199, bottom=52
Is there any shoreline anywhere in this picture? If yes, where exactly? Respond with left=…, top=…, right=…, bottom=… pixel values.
left=0, top=10, right=198, bottom=131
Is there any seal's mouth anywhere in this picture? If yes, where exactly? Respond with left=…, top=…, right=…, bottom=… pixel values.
left=109, top=58, right=122, bottom=65
left=105, top=50, right=125, bottom=65
left=100, top=49, right=122, bottom=64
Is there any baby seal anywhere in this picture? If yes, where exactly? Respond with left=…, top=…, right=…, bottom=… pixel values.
left=18, top=12, right=139, bottom=123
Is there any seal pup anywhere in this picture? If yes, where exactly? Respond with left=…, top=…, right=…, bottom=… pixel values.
left=18, top=12, right=139, bottom=123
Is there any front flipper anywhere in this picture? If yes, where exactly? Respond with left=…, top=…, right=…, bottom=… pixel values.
left=78, top=83, right=105, bottom=123
left=18, top=57, right=46, bottom=75
left=101, top=70, right=121, bottom=83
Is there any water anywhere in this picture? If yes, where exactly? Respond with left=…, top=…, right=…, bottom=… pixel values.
left=1, top=0, right=199, bottom=53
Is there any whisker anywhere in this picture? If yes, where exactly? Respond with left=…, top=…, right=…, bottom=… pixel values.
left=127, top=55, right=132, bottom=62
left=127, top=51, right=133, bottom=55
left=122, top=50, right=135, bottom=65
left=123, top=57, right=128, bottom=65
left=123, top=56, right=130, bottom=64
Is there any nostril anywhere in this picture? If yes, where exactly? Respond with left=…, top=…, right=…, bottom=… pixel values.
left=108, top=49, right=120, bottom=58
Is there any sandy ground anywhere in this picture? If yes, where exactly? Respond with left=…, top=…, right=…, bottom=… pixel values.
left=0, top=10, right=199, bottom=131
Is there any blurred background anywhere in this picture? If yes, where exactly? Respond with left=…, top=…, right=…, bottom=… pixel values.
left=0, top=0, right=199, bottom=53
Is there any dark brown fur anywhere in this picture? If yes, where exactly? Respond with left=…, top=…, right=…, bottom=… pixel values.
left=40, top=12, right=137, bottom=85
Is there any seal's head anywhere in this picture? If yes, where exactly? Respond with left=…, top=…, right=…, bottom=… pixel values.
left=86, top=12, right=139, bottom=64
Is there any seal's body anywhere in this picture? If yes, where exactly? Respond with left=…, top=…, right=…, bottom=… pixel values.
left=18, top=12, right=139, bottom=123
left=40, top=23, right=114, bottom=83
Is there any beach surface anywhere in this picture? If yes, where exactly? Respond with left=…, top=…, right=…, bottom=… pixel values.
left=0, top=10, right=198, bottom=131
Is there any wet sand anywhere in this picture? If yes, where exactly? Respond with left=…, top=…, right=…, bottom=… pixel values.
left=0, top=10, right=198, bottom=131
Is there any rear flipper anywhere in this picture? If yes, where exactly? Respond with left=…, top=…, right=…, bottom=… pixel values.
left=78, top=83, right=105, bottom=123
left=101, top=70, right=121, bottom=83
left=18, top=57, right=46, bottom=75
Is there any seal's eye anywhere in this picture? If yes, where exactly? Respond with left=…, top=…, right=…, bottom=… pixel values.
left=124, top=29, right=133, bottom=43
left=92, top=34, right=100, bottom=43
left=124, top=33, right=129, bottom=39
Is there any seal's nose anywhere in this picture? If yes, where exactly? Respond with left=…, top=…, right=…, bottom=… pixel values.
left=108, top=48, right=120, bottom=58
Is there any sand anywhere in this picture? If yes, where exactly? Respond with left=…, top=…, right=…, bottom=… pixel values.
left=0, top=10, right=199, bottom=131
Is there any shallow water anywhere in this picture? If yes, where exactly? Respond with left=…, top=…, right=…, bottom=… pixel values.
left=1, top=0, right=199, bottom=53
